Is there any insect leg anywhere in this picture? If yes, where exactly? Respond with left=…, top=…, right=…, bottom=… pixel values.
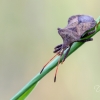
left=40, top=44, right=62, bottom=73
left=61, top=47, right=71, bottom=63
left=54, top=57, right=60, bottom=82
left=76, top=38, right=93, bottom=42
left=54, top=49, right=64, bottom=82
left=81, top=30, right=95, bottom=38
left=87, top=30, right=95, bottom=35
left=54, top=44, right=62, bottom=49
left=53, top=46, right=62, bottom=53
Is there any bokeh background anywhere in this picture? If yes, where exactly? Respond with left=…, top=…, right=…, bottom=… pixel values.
left=0, top=0, right=100, bottom=100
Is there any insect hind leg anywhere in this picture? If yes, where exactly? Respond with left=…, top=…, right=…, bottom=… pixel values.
left=81, top=29, right=95, bottom=38
left=76, top=38, right=93, bottom=42
left=84, top=18, right=100, bottom=37
left=54, top=48, right=64, bottom=82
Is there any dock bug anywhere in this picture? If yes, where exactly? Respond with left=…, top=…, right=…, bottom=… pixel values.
left=41, top=15, right=97, bottom=82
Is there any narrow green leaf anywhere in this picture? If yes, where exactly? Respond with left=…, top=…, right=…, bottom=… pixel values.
left=11, top=82, right=38, bottom=100
left=11, top=16, right=100, bottom=100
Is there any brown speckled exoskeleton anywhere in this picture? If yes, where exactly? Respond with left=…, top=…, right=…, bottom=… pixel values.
left=54, top=15, right=96, bottom=62
left=53, top=15, right=96, bottom=82
left=40, top=15, right=96, bottom=82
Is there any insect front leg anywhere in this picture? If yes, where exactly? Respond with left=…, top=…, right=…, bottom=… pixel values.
left=53, top=44, right=62, bottom=53
left=54, top=44, right=62, bottom=49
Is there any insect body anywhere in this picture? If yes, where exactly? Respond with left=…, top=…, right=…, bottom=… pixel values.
left=54, top=15, right=96, bottom=62
left=41, top=15, right=96, bottom=82
left=52, top=15, right=96, bottom=82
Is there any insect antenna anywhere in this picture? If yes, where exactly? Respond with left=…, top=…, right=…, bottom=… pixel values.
left=40, top=52, right=60, bottom=74
left=54, top=46, right=72, bottom=82
left=54, top=56, right=61, bottom=82
left=54, top=49, right=64, bottom=82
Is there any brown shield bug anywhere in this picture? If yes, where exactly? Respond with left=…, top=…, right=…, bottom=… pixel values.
left=54, top=15, right=96, bottom=62
left=41, top=15, right=97, bottom=82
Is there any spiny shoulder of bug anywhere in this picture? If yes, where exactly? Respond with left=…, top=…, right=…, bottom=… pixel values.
left=53, top=22, right=82, bottom=53
left=53, top=27, right=79, bottom=55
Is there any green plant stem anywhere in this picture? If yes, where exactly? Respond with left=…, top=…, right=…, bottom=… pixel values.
left=11, top=17, right=100, bottom=100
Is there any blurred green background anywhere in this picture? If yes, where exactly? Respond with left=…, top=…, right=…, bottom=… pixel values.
left=0, top=0, right=100, bottom=100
